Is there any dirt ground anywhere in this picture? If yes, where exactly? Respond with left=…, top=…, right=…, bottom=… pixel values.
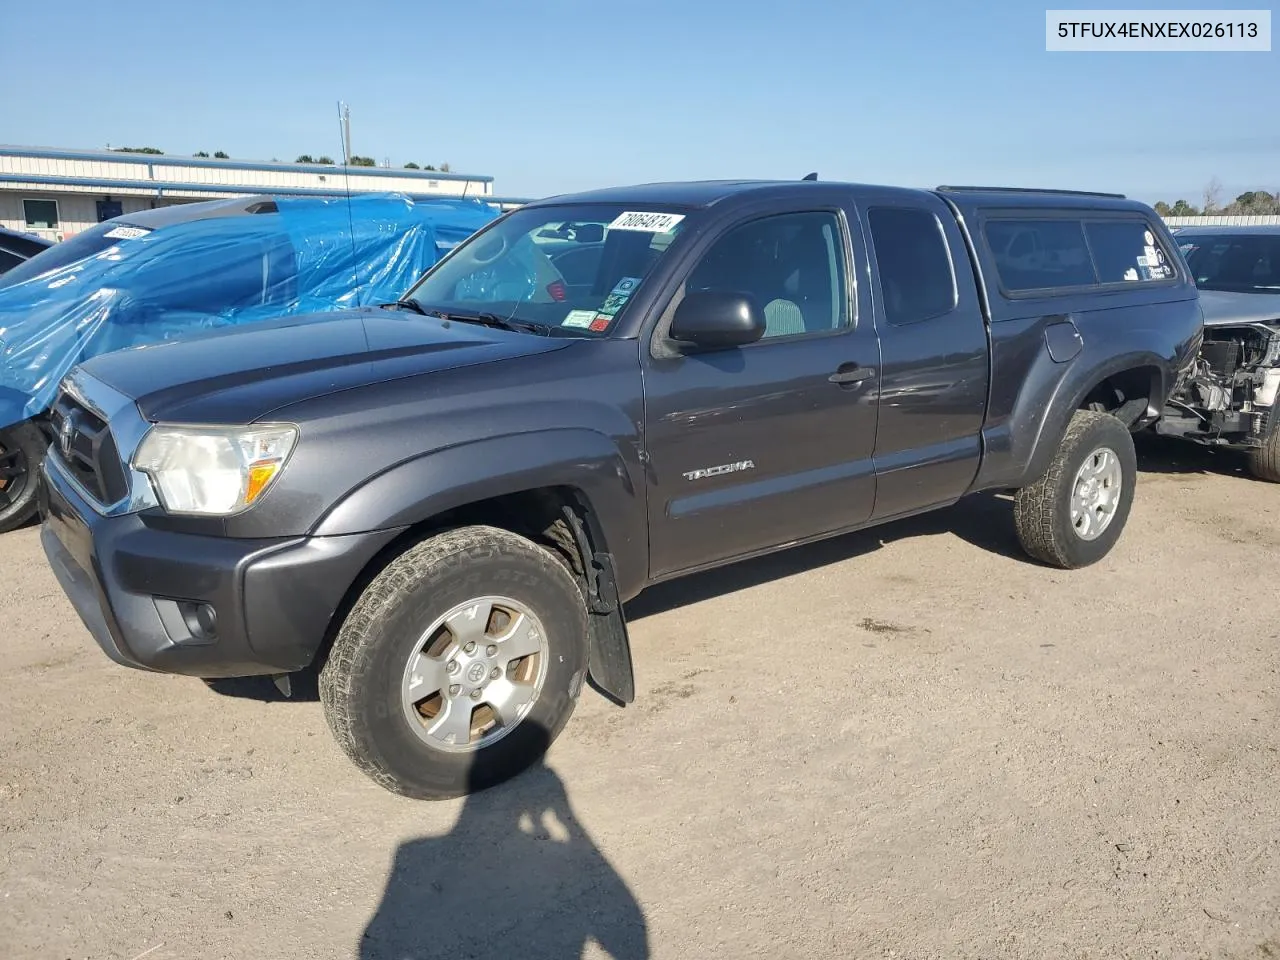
left=2, top=435, right=1277, bottom=960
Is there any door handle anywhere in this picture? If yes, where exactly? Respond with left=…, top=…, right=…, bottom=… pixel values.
left=829, top=364, right=876, bottom=385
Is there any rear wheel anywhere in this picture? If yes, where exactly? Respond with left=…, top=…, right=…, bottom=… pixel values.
left=0, top=421, right=46, bottom=535
left=1014, top=410, right=1137, bottom=569
left=319, top=525, right=589, bottom=800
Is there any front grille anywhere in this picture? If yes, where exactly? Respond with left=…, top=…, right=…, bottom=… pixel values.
left=47, top=390, right=129, bottom=505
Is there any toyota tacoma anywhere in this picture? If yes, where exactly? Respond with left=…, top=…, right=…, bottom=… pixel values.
left=39, top=180, right=1203, bottom=799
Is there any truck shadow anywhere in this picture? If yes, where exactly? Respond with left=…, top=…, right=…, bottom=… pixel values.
left=1133, top=431, right=1254, bottom=478
left=201, top=670, right=321, bottom=702
left=358, top=724, right=649, bottom=960
left=625, top=491, right=1020, bottom=621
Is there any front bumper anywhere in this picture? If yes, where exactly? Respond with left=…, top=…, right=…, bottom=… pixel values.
left=40, top=456, right=402, bottom=678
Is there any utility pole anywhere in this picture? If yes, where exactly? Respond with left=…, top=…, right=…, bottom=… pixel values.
left=338, top=101, right=352, bottom=164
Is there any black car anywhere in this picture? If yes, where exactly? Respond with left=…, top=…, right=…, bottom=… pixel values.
left=39, top=179, right=1203, bottom=800
left=0, top=227, right=53, bottom=275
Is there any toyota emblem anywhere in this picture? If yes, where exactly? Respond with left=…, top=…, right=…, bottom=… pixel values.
left=58, top=415, right=74, bottom=458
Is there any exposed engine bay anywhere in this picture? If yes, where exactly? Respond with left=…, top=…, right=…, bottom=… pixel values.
left=1157, top=229, right=1280, bottom=476
left=1162, top=319, right=1280, bottom=448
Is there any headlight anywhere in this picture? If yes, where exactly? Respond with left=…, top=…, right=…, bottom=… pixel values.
left=133, top=424, right=297, bottom=516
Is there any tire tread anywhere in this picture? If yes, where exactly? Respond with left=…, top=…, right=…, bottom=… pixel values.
left=319, top=524, right=585, bottom=798
left=1014, top=410, right=1134, bottom=569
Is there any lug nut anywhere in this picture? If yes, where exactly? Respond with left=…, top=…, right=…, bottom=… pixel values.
left=463, top=641, right=477, bottom=654
left=490, top=666, right=501, bottom=679
left=486, top=644, right=497, bottom=656
left=470, top=688, right=483, bottom=700
left=448, top=684, right=461, bottom=696
left=446, top=660, right=459, bottom=675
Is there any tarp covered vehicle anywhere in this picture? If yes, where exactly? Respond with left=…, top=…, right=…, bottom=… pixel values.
left=0, top=192, right=499, bottom=532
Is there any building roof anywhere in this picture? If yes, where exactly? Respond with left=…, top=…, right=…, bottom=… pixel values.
left=0, top=144, right=492, bottom=183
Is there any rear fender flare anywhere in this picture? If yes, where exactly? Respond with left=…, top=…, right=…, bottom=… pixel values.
left=976, top=345, right=1167, bottom=491
left=1018, top=351, right=1166, bottom=487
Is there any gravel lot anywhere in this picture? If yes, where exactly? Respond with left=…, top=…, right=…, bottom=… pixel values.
left=2, top=436, right=1277, bottom=960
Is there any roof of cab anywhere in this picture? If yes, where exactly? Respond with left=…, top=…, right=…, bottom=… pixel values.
left=527, top=179, right=1158, bottom=215
left=526, top=179, right=940, bottom=209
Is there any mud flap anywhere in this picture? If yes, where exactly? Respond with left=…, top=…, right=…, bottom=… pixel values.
left=560, top=505, right=636, bottom=705
left=587, top=606, right=636, bottom=706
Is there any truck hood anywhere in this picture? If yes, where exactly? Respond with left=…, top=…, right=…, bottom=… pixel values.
left=80, top=307, right=572, bottom=423
left=1198, top=289, right=1280, bottom=328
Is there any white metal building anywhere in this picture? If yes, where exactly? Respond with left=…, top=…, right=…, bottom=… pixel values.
left=0, top=146, right=499, bottom=242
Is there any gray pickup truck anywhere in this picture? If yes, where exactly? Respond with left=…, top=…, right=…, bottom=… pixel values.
left=39, top=180, right=1202, bottom=799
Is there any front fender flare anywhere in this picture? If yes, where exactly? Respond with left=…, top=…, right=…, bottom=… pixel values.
left=312, top=428, right=648, bottom=599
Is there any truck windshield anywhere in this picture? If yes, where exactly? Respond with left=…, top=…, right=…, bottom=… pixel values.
left=401, top=204, right=691, bottom=335
left=1178, top=233, right=1280, bottom=293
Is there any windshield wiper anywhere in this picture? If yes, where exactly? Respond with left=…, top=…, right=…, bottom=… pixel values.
left=427, top=309, right=552, bottom=336
left=381, top=299, right=430, bottom=315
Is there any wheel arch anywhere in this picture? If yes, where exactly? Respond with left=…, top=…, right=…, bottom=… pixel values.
left=305, top=430, right=644, bottom=702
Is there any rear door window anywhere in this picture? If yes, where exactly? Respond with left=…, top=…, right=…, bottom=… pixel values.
left=867, top=206, right=957, bottom=325
left=1085, top=221, right=1175, bottom=282
left=984, top=220, right=1097, bottom=291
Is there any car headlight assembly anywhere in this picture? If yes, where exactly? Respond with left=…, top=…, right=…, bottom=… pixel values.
left=133, top=424, right=298, bottom=516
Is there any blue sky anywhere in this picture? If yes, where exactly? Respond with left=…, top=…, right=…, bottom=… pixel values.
left=5, top=0, right=1275, bottom=204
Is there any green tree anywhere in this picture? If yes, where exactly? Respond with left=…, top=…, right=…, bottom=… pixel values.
left=296, top=154, right=315, bottom=163
left=349, top=155, right=377, bottom=167
left=193, top=150, right=210, bottom=158
left=1225, top=190, right=1280, bottom=215
left=1153, top=201, right=1172, bottom=216
left=404, top=162, right=420, bottom=169
left=213, top=150, right=230, bottom=159
left=1170, top=199, right=1199, bottom=216
left=111, top=146, right=164, bottom=155
left=423, top=164, right=437, bottom=171
left=316, top=156, right=335, bottom=165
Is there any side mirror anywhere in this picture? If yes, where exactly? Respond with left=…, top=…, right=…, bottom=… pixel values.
left=669, top=290, right=765, bottom=348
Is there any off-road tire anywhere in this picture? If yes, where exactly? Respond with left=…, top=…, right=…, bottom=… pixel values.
left=0, top=421, right=47, bottom=535
left=1247, top=427, right=1280, bottom=483
left=1014, top=410, right=1137, bottom=569
left=319, top=525, right=589, bottom=800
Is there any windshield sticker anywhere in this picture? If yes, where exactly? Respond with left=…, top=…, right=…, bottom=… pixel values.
left=599, top=293, right=629, bottom=316
left=102, top=225, right=151, bottom=240
left=611, top=277, right=643, bottom=296
left=1144, top=230, right=1155, bottom=246
left=561, top=309, right=597, bottom=328
left=608, top=211, right=685, bottom=234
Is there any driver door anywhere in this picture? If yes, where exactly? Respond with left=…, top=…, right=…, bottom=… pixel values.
left=641, top=204, right=880, bottom=578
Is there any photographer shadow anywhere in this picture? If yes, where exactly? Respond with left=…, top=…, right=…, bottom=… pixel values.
left=359, top=725, right=649, bottom=960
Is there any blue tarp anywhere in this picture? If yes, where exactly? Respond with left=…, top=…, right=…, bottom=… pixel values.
left=0, top=192, right=498, bottom=428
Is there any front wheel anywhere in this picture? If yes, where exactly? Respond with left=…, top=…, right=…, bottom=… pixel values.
left=1247, top=425, right=1280, bottom=482
left=319, top=525, right=589, bottom=800
left=1014, top=410, right=1137, bottom=569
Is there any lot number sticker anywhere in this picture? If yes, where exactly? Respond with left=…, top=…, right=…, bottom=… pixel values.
left=103, top=226, right=151, bottom=240
left=608, top=211, right=685, bottom=233
left=562, top=309, right=597, bottom=328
